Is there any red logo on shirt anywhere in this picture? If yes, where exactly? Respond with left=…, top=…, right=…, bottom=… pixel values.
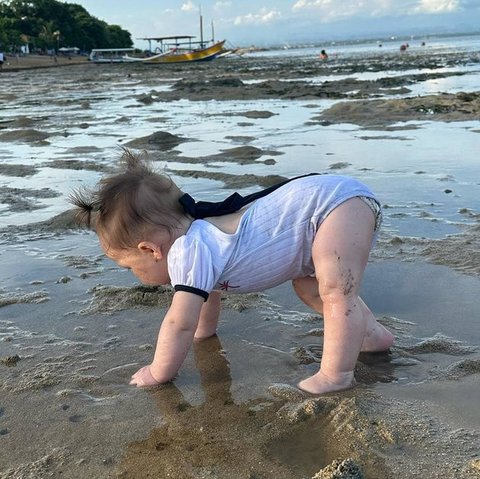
left=218, top=280, right=240, bottom=291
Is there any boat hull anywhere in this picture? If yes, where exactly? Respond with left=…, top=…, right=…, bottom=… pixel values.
left=92, top=58, right=132, bottom=63
left=127, top=40, right=226, bottom=64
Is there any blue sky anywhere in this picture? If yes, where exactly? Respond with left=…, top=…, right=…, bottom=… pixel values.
left=64, top=1, right=480, bottom=47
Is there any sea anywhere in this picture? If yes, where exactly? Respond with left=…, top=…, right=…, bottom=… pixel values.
left=0, top=32, right=479, bottom=230
left=0, top=31, right=479, bottom=478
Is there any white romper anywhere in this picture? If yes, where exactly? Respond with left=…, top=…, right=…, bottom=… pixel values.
left=167, top=175, right=379, bottom=300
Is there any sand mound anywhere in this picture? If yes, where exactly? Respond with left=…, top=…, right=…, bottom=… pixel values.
left=125, top=131, right=189, bottom=151
left=81, top=285, right=174, bottom=315
left=0, top=164, right=38, bottom=177
left=171, top=170, right=287, bottom=188
left=313, top=459, right=363, bottom=479
left=0, top=129, right=50, bottom=143
left=316, top=92, right=480, bottom=128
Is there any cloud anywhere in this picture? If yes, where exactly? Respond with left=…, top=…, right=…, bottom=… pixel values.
left=234, top=8, right=282, bottom=26
left=181, top=1, right=196, bottom=12
left=292, top=0, right=378, bottom=21
left=291, top=0, right=463, bottom=19
left=413, top=0, right=460, bottom=13
left=292, top=0, right=334, bottom=11
left=292, top=0, right=371, bottom=21
left=214, top=1, right=232, bottom=12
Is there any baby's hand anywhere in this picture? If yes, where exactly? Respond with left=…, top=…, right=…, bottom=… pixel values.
left=130, top=365, right=161, bottom=387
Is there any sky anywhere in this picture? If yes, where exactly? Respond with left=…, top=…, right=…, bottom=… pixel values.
left=62, top=0, right=480, bottom=47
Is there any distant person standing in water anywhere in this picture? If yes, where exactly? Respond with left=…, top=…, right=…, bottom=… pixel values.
left=0, top=52, right=4, bottom=70
left=319, top=49, right=328, bottom=61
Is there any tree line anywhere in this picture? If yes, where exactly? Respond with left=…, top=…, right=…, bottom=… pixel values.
left=0, top=0, right=132, bottom=53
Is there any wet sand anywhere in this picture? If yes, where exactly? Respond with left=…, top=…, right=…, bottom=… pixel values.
left=0, top=240, right=479, bottom=478
left=1, top=44, right=480, bottom=478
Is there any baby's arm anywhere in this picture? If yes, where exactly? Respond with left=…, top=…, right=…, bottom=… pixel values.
left=130, top=291, right=204, bottom=387
left=194, top=291, right=221, bottom=340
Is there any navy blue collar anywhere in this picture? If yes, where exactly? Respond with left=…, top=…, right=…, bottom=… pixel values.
left=179, top=173, right=319, bottom=219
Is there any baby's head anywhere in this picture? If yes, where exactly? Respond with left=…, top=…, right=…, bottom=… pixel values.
left=70, top=149, right=188, bottom=254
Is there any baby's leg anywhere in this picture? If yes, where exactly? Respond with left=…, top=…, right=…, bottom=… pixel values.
left=292, top=276, right=324, bottom=312
left=298, top=197, right=386, bottom=395
left=292, top=277, right=393, bottom=352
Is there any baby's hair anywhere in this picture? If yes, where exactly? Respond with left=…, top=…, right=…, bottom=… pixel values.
left=70, top=149, right=187, bottom=250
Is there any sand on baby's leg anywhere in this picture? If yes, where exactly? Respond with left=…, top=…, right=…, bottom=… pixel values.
left=296, top=197, right=393, bottom=395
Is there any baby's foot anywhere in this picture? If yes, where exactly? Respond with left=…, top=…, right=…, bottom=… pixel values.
left=359, top=300, right=394, bottom=352
left=298, top=370, right=356, bottom=395
left=361, top=321, right=395, bottom=352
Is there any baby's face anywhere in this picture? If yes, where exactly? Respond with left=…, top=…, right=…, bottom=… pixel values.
left=103, top=244, right=170, bottom=286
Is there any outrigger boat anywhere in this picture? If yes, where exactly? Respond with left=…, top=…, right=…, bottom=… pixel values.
left=125, top=10, right=225, bottom=64
left=90, top=10, right=226, bottom=65
left=89, top=48, right=136, bottom=63
left=124, top=36, right=226, bottom=64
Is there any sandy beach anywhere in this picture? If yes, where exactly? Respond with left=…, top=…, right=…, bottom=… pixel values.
left=1, top=53, right=88, bottom=71
left=1, top=37, right=480, bottom=478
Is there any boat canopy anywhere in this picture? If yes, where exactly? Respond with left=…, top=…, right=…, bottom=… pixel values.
left=138, top=36, right=195, bottom=41
left=138, top=35, right=210, bottom=53
left=90, top=48, right=136, bottom=52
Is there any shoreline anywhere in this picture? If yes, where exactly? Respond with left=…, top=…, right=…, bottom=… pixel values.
left=1, top=54, right=89, bottom=72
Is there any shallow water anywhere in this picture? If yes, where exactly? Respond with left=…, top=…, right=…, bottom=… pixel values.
left=1, top=231, right=478, bottom=477
left=1, top=35, right=480, bottom=478
left=1, top=38, right=479, bottom=228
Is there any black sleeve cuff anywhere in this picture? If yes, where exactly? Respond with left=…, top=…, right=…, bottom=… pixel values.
left=174, top=285, right=209, bottom=302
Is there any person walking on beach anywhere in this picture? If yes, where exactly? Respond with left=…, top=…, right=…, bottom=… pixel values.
left=70, top=150, right=394, bottom=395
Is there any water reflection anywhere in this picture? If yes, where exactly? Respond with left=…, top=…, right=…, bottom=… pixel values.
left=151, top=335, right=234, bottom=415
left=115, top=336, right=301, bottom=478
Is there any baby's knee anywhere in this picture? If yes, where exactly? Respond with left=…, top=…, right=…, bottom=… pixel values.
left=318, top=278, right=358, bottom=305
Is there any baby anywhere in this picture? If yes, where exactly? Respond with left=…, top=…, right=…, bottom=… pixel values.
left=71, top=150, right=394, bottom=395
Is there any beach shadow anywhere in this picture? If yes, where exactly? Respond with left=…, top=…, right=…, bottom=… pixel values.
left=114, top=335, right=396, bottom=479
left=356, top=351, right=398, bottom=384
left=115, top=336, right=305, bottom=478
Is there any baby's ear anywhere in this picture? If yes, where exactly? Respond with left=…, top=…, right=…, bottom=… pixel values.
left=138, top=241, right=163, bottom=260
